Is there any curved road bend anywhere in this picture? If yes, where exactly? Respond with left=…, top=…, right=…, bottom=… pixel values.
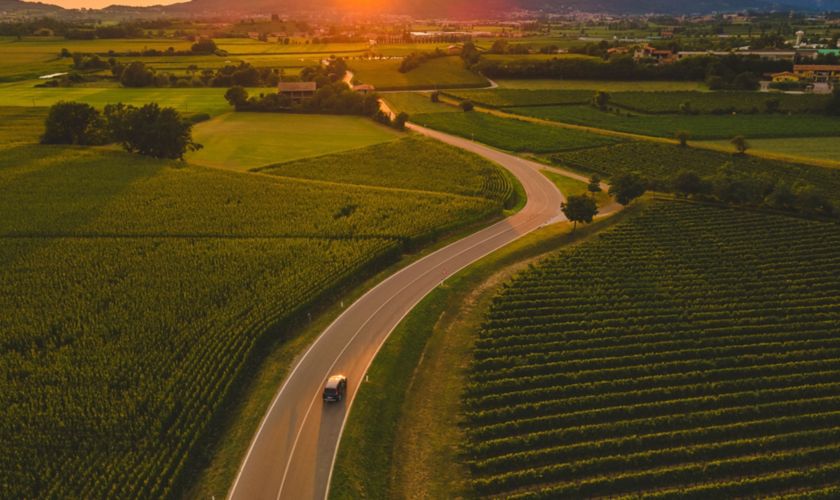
left=228, top=124, right=565, bottom=500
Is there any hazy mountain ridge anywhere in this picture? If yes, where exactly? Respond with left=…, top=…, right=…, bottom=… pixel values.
left=8, top=0, right=840, bottom=16
left=155, top=0, right=840, bottom=15
left=2, top=0, right=63, bottom=13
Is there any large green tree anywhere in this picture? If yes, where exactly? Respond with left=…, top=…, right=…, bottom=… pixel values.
left=120, top=61, right=155, bottom=88
left=41, top=101, right=106, bottom=145
left=561, top=194, right=598, bottom=232
left=108, top=103, right=202, bottom=160
left=224, top=86, right=249, bottom=108
left=609, top=173, right=647, bottom=205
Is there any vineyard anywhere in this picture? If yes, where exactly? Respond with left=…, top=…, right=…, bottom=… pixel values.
left=464, top=201, right=840, bottom=498
left=551, top=141, right=840, bottom=205
left=507, top=104, right=840, bottom=139
left=412, top=111, right=619, bottom=153
left=0, top=124, right=508, bottom=497
left=443, top=89, right=591, bottom=108
left=441, top=89, right=828, bottom=114
left=608, top=91, right=830, bottom=115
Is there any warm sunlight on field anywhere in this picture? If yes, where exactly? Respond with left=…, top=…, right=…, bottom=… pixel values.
left=332, top=0, right=396, bottom=12
left=3, top=3, right=840, bottom=500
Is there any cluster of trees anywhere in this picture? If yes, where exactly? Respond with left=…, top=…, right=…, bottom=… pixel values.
left=488, top=40, right=532, bottom=55
left=472, top=53, right=786, bottom=89
left=60, top=38, right=220, bottom=61
left=562, top=173, right=646, bottom=231
left=460, top=42, right=482, bottom=67
left=224, top=82, right=408, bottom=131
left=670, top=167, right=835, bottom=218
left=224, top=81, right=378, bottom=115
left=399, top=49, right=446, bottom=73
left=300, top=58, right=348, bottom=87
left=41, top=101, right=202, bottom=160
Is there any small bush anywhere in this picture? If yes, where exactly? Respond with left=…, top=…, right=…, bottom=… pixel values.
left=188, top=113, right=211, bottom=124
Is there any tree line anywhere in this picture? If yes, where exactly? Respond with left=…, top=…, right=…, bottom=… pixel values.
left=471, top=54, right=790, bottom=90
left=41, top=101, right=202, bottom=160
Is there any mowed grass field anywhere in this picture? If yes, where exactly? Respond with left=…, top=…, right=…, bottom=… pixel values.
left=188, top=113, right=401, bottom=170
left=508, top=104, right=840, bottom=140
left=0, top=80, right=273, bottom=115
left=701, top=137, right=840, bottom=165
left=447, top=88, right=829, bottom=115
left=445, top=88, right=592, bottom=108
left=0, top=36, right=195, bottom=81
left=608, top=91, right=830, bottom=114
left=412, top=111, right=620, bottom=153
left=381, top=92, right=459, bottom=115
left=466, top=201, right=840, bottom=498
left=352, top=56, right=488, bottom=91
left=0, top=107, right=513, bottom=498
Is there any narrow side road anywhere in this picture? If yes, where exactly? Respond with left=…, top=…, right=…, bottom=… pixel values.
left=228, top=123, right=564, bottom=500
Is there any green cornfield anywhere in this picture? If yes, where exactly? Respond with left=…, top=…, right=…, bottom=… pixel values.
left=0, top=123, right=512, bottom=497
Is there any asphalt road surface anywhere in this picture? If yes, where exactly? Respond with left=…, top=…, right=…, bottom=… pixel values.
left=228, top=123, right=565, bottom=500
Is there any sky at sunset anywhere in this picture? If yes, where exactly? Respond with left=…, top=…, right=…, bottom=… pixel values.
left=28, top=0, right=180, bottom=8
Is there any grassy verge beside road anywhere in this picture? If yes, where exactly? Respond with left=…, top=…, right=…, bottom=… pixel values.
left=329, top=200, right=633, bottom=500
left=184, top=210, right=517, bottom=498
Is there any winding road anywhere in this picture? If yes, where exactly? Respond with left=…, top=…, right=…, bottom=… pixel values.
left=228, top=123, right=565, bottom=500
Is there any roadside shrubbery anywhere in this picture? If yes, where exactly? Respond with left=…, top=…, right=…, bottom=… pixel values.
left=41, top=101, right=202, bottom=159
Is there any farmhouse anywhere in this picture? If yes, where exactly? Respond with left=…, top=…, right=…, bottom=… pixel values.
left=277, top=81, right=317, bottom=104
left=634, top=45, right=676, bottom=64
left=793, top=64, right=840, bottom=83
